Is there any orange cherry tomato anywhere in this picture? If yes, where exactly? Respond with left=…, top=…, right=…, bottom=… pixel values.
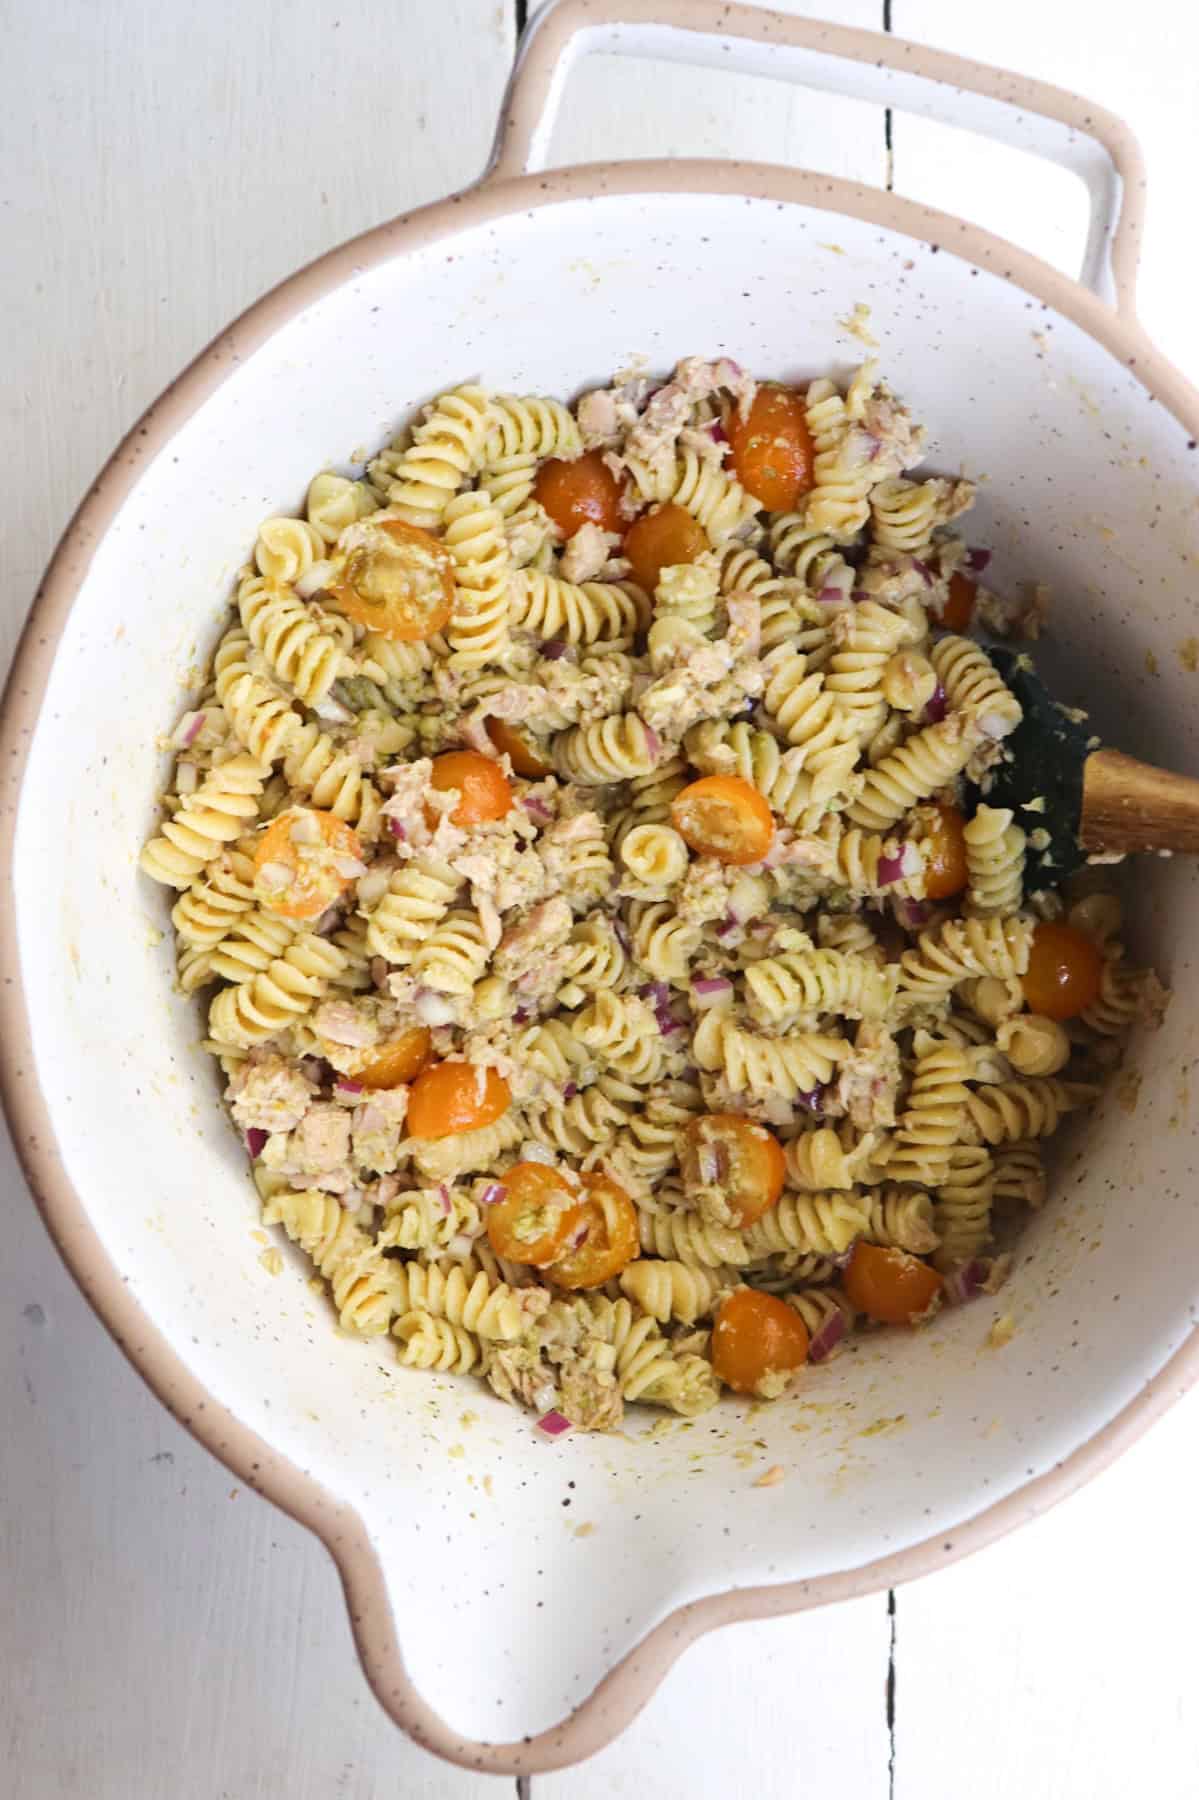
left=428, top=751, right=513, bottom=826
left=253, top=807, right=363, bottom=921
left=623, top=502, right=709, bottom=594
left=533, top=449, right=624, bottom=537
left=406, top=1062, right=510, bottom=1139
left=357, top=1027, right=432, bottom=1090
left=844, top=1243, right=942, bottom=1327
left=671, top=774, right=775, bottom=866
left=711, top=1289, right=810, bottom=1396
left=331, top=517, right=454, bottom=641
left=486, top=1162, right=588, bottom=1268
left=486, top=717, right=554, bottom=779
left=941, top=572, right=977, bottom=633
left=680, top=1114, right=785, bottom=1228
left=546, top=1173, right=640, bottom=1290
left=1022, top=922, right=1103, bottom=1021
left=727, top=384, right=814, bottom=512
left=921, top=803, right=969, bottom=901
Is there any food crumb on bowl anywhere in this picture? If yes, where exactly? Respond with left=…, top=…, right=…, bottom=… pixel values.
left=987, top=1313, right=1017, bottom=1350
left=258, top=1247, right=283, bottom=1276
left=753, top=1464, right=785, bottom=1488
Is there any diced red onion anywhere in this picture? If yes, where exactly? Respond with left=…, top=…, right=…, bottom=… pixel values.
left=923, top=679, right=948, bottom=724
left=807, top=1309, right=847, bottom=1363
left=388, top=817, right=407, bottom=841
left=566, top=1222, right=590, bottom=1251
left=176, top=711, right=206, bottom=748
left=866, top=434, right=884, bottom=462
left=540, top=639, right=568, bottom=660
left=894, top=898, right=931, bottom=931
left=876, top=848, right=907, bottom=888
left=850, top=588, right=871, bottom=602
left=795, top=1086, right=826, bottom=1115
left=639, top=981, right=670, bottom=1009
left=643, top=726, right=661, bottom=761
left=709, top=421, right=728, bottom=443
left=513, top=1004, right=531, bottom=1024
left=613, top=917, right=631, bottom=951
left=911, top=557, right=934, bottom=588
left=944, top=1260, right=988, bottom=1305
left=562, top=1082, right=578, bottom=1101
left=437, top=1184, right=452, bottom=1216
left=478, top=1182, right=507, bottom=1208
left=692, top=976, right=733, bottom=1011
left=335, top=1078, right=364, bottom=1097
left=523, top=794, right=552, bottom=823
left=715, top=915, right=740, bottom=940
left=818, top=586, right=845, bottom=604
left=966, top=547, right=992, bottom=574
left=245, top=1129, right=267, bottom=1158
left=536, top=1410, right=573, bottom=1437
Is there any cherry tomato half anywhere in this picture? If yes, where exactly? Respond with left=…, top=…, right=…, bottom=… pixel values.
left=843, top=1243, right=942, bottom=1326
left=533, top=449, right=624, bottom=537
left=1022, top=922, right=1103, bottom=1021
left=357, top=1027, right=432, bottom=1091
left=428, top=751, right=513, bottom=826
left=486, top=717, right=554, bottom=779
left=623, top=502, right=708, bottom=595
left=671, top=775, right=775, bottom=866
left=711, top=1288, right=810, bottom=1396
left=253, top=807, right=363, bottom=921
left=486, top=1162, right=587, bottom=1268
left=941, top=571, right=976, bottom=634
left=546, top=1173, right=639, bottom=1290
left=680, top=1113, right=785, bottom=1227
left=921, top=803, right=969, bottom=901
left=727, top=384, right=815, bottom=512
left=331, top=517, right=454, bottom=641
left=406, top=1062, right=510, bottom=1139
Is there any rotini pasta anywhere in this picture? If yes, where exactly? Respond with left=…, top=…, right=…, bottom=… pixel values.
left=142, top=352, right=1161, bottom=1430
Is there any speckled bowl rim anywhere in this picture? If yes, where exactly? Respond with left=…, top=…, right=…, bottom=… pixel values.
left=4, top=10, right=1199, bottom=1779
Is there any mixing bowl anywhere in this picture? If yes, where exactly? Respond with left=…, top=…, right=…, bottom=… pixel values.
left=4, top=0, right=1197, bottom=1774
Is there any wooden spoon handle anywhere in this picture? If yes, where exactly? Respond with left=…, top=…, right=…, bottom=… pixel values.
left=1080, top=748, right=1199, bottom=855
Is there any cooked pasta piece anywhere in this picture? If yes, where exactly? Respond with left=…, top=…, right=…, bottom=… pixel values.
left=263, top=1187, right=394, bottom=1335
left=208, top=933, right=346, bottom=1047
left=510, top=570, right=649, bottom=645
left=238, top=574, right=347, bottom=707
left=365, top=858, right=461, bottom=964
left=372, top=384, right=495, bottom=528
left=140, top=753, right=266, bottom=889
left=692, top=1009, right=849, bottom=1103
left=744, top=950, right=898, bottom=1029
left=142, top=350, right=1162, bottom=1429
left=964, top=805, right=1026, bottom=916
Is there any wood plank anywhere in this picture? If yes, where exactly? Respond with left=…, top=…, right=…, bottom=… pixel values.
left=528, top=0, right=888, bottom=186
left=538, top=1599, right=892, bottom=1799
left=889, top=0, right=1199, bottom=369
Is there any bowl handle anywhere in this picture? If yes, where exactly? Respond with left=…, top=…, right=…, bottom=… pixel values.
left=486, top=0, right=1144, bottom=320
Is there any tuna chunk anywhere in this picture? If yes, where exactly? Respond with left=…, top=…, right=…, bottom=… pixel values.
left=228, top=1054, right=313, bottom=1134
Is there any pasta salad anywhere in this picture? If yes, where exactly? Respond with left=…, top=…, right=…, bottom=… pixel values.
left=140, top=356, right=1165, bottom=1433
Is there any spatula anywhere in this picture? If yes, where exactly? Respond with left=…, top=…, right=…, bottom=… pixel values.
left=975, top=645, right=1199, bottom=883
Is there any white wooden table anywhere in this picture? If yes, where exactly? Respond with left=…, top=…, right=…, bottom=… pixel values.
left=3, top=3, right=1197, bottom=1794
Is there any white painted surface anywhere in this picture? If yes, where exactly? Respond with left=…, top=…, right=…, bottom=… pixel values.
left=3, top=1, right=1198, bottom=1795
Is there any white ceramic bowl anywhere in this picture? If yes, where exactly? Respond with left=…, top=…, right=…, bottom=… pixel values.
left=4, top=0, right=1199, bottom=1775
